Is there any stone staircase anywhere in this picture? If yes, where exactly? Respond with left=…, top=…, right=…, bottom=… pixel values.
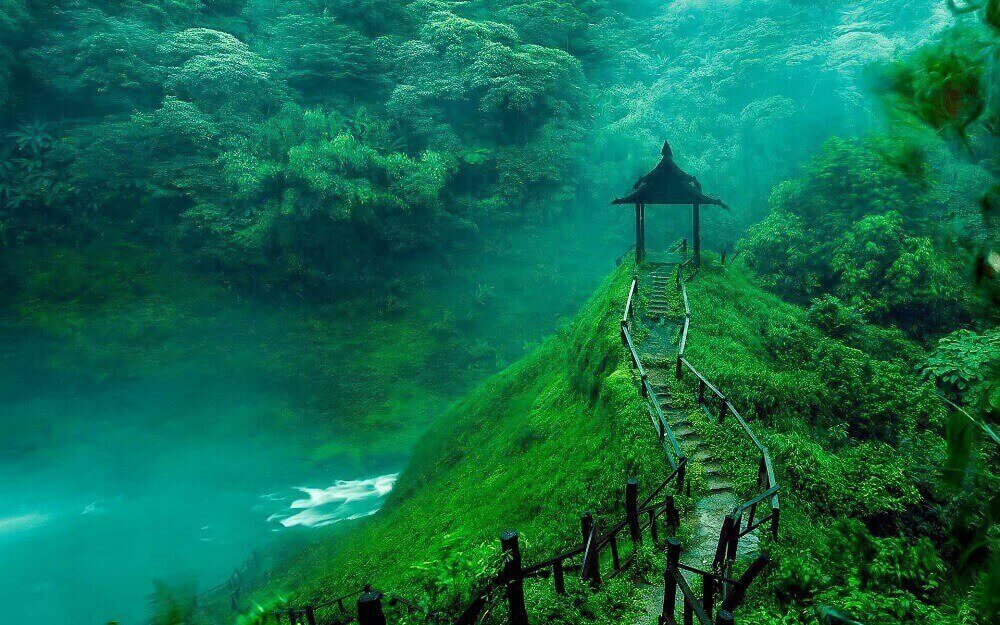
left=635, top=264, right=757, bottom=621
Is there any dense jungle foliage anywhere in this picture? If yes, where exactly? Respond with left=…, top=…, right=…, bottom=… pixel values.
left=0, top=0, right=997, bottom=624
left=0, top=0, right=963, bottom=298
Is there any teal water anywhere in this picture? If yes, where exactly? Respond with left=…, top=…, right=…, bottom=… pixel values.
left=0, top=335, right=400, bottom=625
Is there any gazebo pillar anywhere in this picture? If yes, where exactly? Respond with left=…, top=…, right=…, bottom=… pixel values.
left=692, top=202, right=701, bottom=266
left=635, top=203, right=646, bottom=263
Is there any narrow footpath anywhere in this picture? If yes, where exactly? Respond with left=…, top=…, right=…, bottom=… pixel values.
left=634, top=263, right=758, bottom=622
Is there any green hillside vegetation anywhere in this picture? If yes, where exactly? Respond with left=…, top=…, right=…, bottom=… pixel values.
left=241, top=260, right=674, bottom=623
left=237, top=252, right=996, bottom=624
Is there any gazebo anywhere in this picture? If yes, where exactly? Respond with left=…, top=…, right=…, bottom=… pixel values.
left=612, top=141, right=727, bottom=266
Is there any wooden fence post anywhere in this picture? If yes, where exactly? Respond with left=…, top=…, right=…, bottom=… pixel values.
left=501, top=531, right=529, bottom=625
left=609, top=533, right=621, bottom=571
left=698, top=379, right=706, bottom=403
left=648, top=507, right=659, bottom=544
left=580, top=512, right=601, bottom=587
left=703, top=572, right=715, bottom=619
left=660, top=538, right=681, bottom=624
left=304, top=606, right=317, bottom=625
left=358, top=590, right=387, bottom=625
left=553, top=558, right=566, bottom=595
left=626, top=479, right=641, bottom=543
left=664, top=495, right=680, bottom=530
left=676, top=462, right=686, bottom=492
left=747, top=458, right=766, bottom=529
left=718, top=402, right=728, bottom=423
left=684, top=597, right=694, bottom=625
left=713, top=516, right=735, bottom=569
left=726, top=514, right=739, bottom=565
left=693, top=203, right=701, bottom=267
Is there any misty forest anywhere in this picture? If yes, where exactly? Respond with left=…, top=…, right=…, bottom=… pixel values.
left=0, top=0, right=997, bottom=624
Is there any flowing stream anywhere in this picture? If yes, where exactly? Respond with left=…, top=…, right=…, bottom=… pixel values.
left=0, top=334, right=401, bottom=625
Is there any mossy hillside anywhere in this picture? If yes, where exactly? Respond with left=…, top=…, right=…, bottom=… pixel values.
left=250, top=259, right=673, bottom=623
left=675, top=258, right=988, bottom=623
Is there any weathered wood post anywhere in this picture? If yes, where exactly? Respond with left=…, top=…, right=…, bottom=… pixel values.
left=553, top=559, right=566, bottom=595
left=747, top=457, right=767, bottom=529
left=501, top=530, right=529, bottom=625
left=660, top=538, right=681, bottom=624
left=665, top=494, right=680, bottom=530
left=304, top=606, right=317, bottom=625
left=715, top=609, right=735, bottom=625
left=580, top=512, right=601, bottom=587
left=684, top=597, right=694, bottom=625
left=713, top=516, right=735, bottom=569
left=693, top=202, right=701, bottom=267
left=626, top=479, right=641, bottom=543
left=648, top=507, right=659, bottom=543
left=676, top=461, right=686, bottom=492
left=703, top=572, right=715, bottom=619
left=698, top=379, right=706, bottom=403
left=718, top=401, right=728, bottom=423
left=609, top=533, right=621, bottom=571
left=358, top=589, right=387, bottom=625
left=726, top=514, right=740, bottom=565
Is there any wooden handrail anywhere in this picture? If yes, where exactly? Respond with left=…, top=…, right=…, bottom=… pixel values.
left=680, top=358, right=725, bottom=401
left=621, top=325, right=647, bottom=382
left=623, top=278, right=638, bottom=326
left=676, top=271, right=781, bottom=526
left=638, top=459, right=686, bottom=509
left=645, top=378, right=685, bottom=465
left=667, top=566, right=713, bottom=625
left=678, top=315, right=690, bottom=356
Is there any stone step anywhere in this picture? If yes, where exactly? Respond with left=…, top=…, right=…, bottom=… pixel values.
left=692, top=451, right=713, bottom=464
left=673, top=425, right=697, bottom=439
left=707, top=478, right=733, bottom=493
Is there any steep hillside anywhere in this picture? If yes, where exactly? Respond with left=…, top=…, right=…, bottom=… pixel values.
left=238, top=256, right=995, bottom=625
left=245, top=259, right=673, bottom=623
left=681, top=261, right=995, bottom=624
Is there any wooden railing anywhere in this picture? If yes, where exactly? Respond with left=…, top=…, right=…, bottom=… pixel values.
left=617, top=246, right=779, bottom=624
left=265, top=463, right=688, bottom=625
left=230, top=248, right=777, bottom=625
left=659, top=536, right=770, bottom=625
left=621, top=275, right=687, bottom=472
left=673, top=260, right=780, bottom=577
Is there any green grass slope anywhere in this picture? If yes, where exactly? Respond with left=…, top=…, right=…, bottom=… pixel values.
left=679, top=259, right=994, bottom=624
left=247, top=259, right=671, bottom=624
left=244, top=257, right=994, bottom=625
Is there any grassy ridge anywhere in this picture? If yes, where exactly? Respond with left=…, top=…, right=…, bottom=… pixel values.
left=248, top=259, right=671, bottom=623
left=248, top=258, right=992, bottom=624
left=680, top=259, right=989, bottom=624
